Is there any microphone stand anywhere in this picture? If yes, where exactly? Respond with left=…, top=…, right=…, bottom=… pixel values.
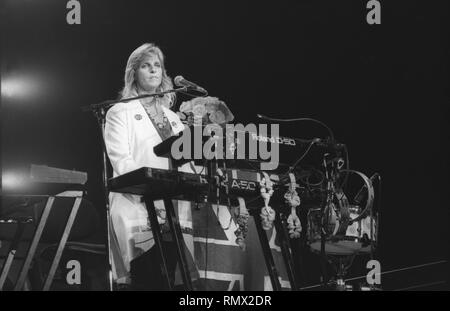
left=320, top=154, right=332, bottom=288
left=93, top=106, right=114, bottom=291
left=81, top=87, right=191, bottom=113
left=82, top=87, right=190, bottom=290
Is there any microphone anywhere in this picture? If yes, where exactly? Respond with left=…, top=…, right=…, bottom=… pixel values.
left=174, top=76, right=207, bottom=94
left=354, top=173, right=379, bottom=205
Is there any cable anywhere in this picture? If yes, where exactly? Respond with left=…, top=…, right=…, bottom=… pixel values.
left=344, top=260, right=448, bottom=282
left=133, top=237, right=154, bottom=245
left=286, top=140, right=317, bottom=174
left=299, top=283, right=323, bottom=290
left=295, top=165, right=325, bottom=188
left=304, top=170, right=325, bottom=187
left=393, top=280, right=447, bottom=291
left=257, top=114, right=335, bottom=143
left=299, top=260, right=448, bottom=290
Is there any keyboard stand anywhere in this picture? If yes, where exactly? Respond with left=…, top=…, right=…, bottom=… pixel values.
left=274, top=212, right=300, bottom=290
left=0, top=192, right=83, bottom=291
left=143, top=196, right=193, bottom=291
left=0, top=218, right=31, bottom=289
left=251, top=208, right=282, bottom=291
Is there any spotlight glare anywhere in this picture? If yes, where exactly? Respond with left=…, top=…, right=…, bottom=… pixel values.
left=2, top=172, right=29, bottom=191
left=1, top=75, right=43, bottom=99
left=1, top=77, right=25, bottom=98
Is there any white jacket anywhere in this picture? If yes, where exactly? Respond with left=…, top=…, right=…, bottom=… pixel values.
left=104, top=99, right=192, bottom=283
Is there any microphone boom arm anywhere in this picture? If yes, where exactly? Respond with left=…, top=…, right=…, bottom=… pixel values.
left=81, top=87, right=190, bottom=113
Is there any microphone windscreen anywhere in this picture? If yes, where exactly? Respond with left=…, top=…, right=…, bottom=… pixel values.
left=173, top=75, right=184, bottom=86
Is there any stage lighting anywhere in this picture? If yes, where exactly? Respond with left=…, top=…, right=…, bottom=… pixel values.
left=1, top=75, right=43, bottom=99
left=2, top=171, right=29, bottom=191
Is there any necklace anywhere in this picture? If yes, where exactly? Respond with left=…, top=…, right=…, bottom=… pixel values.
left=141, top=99, right=168, bottom=129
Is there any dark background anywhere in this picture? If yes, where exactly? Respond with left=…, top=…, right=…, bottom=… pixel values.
left=1, top=0, right=449, bottom=290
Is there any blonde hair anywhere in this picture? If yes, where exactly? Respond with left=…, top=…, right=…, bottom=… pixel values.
left=120, top=43, right=175, bottom=108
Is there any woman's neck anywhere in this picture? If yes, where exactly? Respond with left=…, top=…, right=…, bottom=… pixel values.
left=137, top=87, right=157, bottom=106
left=136, top=86, right=169, bottom=111
left=140, top=96, right=157, bottom=107
left=137, top=84, right=157, bottom=95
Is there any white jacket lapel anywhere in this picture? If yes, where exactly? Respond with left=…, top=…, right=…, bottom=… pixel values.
left=163, top=106, right=185, bottom=135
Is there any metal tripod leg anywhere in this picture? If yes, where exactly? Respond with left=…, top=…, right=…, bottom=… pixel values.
left=0, top=219, right=29, bottom=290
left=42, top=195, right=82, bottom=290
left=319, top=230, right=329, bottom=287
left=274, top=212, right=299, bottom=290
left=143, top=197, right=172, bottom=290
left=252, top=211, right=282, bottom=291
left=14, top=196, right=55, bottom=291
left=163, top=198, right=193, bottom=291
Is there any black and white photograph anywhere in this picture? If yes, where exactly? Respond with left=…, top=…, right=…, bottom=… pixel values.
left=1, top=0, right=449, bottom=294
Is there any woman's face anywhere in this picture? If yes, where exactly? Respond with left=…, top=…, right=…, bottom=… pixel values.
left=135, top=53, right=163, bottom=93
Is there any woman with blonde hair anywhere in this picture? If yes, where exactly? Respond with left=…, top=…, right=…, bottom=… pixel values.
left=120, top=43, right=176, bottom=106
left=105, top=43, right=196, bottom=290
